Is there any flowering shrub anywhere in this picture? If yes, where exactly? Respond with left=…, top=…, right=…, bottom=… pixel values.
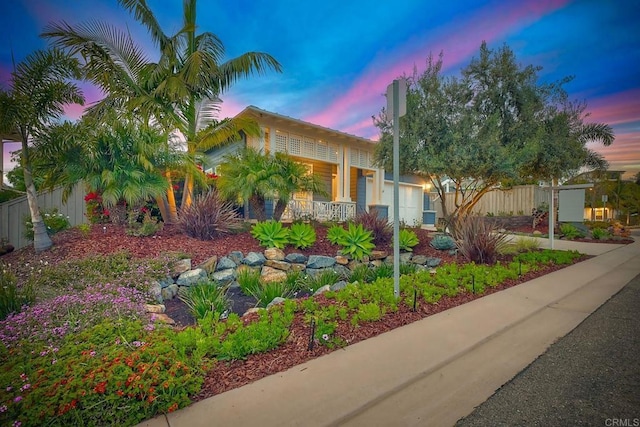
left=84, top=192, right=110, bottom=223
left=0, top=265, right=34, bottom=320
left=0, top=319, right=206, bottom=426
left=22, top=208, right=70, bottom=240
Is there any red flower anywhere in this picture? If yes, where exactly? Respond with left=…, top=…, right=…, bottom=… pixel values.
left=168, top=403, right=179, bottom=413
left=172, top=184, right=180, bottom=191
left=93, top=381, right=107, bottom=394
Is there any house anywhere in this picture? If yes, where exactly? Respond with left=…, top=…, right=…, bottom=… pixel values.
left=205, top=106, right=436, bottom=226
left=564, top=170, right=625, bottom=221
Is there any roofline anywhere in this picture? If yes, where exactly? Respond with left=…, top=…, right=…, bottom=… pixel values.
left=237, top=105, right=376, bottom=145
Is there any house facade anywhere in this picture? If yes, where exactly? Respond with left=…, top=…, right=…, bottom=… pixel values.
left=206, top=106, right=436, bottom=226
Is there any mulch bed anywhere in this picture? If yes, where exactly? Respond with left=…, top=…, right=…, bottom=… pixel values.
left=1, top=222, right=626, bottom=402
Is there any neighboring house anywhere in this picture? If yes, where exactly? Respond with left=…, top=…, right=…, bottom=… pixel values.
left=205, top=106, right=436, bottom=226
left=565, top=170, right=625, bottom=221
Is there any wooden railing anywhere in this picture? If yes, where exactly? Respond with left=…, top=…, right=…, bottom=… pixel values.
left=282, top=200, right=356, bottom=222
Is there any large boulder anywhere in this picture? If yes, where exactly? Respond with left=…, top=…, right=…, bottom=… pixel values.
left=216, top=256, right=237, bottom=271
left=261, top=266, right=288, bottom=283
left=176, top=268, right=207, bottom=287
left=198, top=255, right=218, bottom=274
left=212, top=269, right=236, bottom=285
left=228, top=251, right=244, bottom=265
left=307, top=255, right=336, bottom=269
left=244, top=252, right=266, bottom=267
left=264, top=247, right=285, bottom=261
left=265, top=259, right=291, bottom=271
left=285, top=253, right=307, bottom=263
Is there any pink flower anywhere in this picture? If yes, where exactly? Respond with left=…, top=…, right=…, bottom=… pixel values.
left=13, top=396, right=22, bottom=403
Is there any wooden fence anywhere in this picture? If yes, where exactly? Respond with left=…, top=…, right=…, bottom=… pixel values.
left=0, top=184, right=86, bottom=251
left=432, top=185, right=549, bottom=220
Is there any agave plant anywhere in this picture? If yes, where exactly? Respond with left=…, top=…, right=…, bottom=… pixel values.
left=288, top=222, right=317, bottom=249
left=251, top=220, right=290, bottom=249
left=338, top=223, right=375, bottom=261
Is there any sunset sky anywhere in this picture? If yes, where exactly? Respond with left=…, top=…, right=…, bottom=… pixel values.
left=1, top=0, right=639, bottom=182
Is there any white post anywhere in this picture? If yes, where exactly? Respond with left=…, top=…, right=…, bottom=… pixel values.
left=392, top=81, right=400, bottom=298
left=549, top=182, right=554, bottom=250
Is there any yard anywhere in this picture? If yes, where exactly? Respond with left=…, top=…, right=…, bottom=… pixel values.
left=0, top=221, right=596, bottom=426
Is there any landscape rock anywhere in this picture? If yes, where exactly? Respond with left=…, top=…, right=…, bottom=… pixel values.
left=370, top=260, right=383, bottom=268
left=261, top=266, right=288, bottom=283
left=290, top=263, right=306, bottom=272
left=176, top=268, right=207, bottom=286
left=244, top=252, right=266, bottom=267
left=370, top=250, right=388, bottom=260
left=313, top=285, right=331, bottom=296
left=333, top=264, right=351, bottom=278
left=264, top=248, right=285, bottom=261
left=335, top=255, right=350, bottom=265
left=149, top=281, right=163, bottom=303
left=307, top=255, right=336, bottom=269
left=216, top=256, right=237, bottom=271
left=330, top=280, right=348, bottom=291
left=152, top=313, right=175, bottom=325
left=267, top=297, right=287, bottom=308
left=198, top=255, right=218, bottom=274
left=144, top=303, right=165, bottom=314
left=228, top=251, right=244, bottom=265
left=411, top=255, right=428, bottom=265
left=285, top=253, right=307, bottom=263
left=159, top=277, right=174, bottom=289
left=400, top=253, right=413, bottom=263
left=265, top=259, right=291, bottom=271
left=172, top=258, right=192, bottom=277
left=426, top=257, right=442, bottom=268
left=243, top=307, right=262, bottom=317
left=161, top=284, right=179, bottom=300
left=212, top=268, right=236, bottom=285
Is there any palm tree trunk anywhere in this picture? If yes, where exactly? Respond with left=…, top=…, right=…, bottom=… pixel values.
left=249, top=194, right=267, bottom=221
left=181, top=174, right=194, bottom=209
left=273, top=199, right=288, bottom=222
left=165, top=171, right=179, bottom=223
left=22, top=141, right=52, bottom=252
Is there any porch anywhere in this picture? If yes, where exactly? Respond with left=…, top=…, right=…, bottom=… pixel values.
left=281, top=199, right=356, bottom=222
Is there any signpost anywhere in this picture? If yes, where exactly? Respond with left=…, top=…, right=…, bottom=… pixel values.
left=386, top=78, right=407, bottom=298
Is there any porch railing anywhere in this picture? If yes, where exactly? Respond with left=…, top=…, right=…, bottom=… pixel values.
left=282, top=200, right=356, bottom=222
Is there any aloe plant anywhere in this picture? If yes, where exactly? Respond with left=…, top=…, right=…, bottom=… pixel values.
left=399, top=229, right=420, bottom=252
left=327, top=224, right=346, bottom=245
left=288, top=222, right=317, bottom=249
left=429, top=234, right=457, bottom=250
left=251, top=220, right=290, bottom=249
left=338, top=223, right=375, bottom=260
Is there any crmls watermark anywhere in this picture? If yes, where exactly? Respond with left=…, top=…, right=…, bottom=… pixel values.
left=605, top=419, right=640, bottom=427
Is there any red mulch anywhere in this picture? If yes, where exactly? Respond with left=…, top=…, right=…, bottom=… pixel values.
left=0, top=223, right=605, bottom=403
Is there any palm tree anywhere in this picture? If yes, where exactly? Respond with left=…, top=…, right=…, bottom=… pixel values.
left=216, top=148, right=327, bottom=221
left=44, top=0, right=281, bottom=217
left=0, top=49, right=84, bottom=252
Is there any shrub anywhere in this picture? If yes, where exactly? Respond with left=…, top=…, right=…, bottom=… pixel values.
left=513, top=236, right=541, bottom=253
left=591, top=227, right=608, bottom=240
left=179, top=280, right=230, bottom=320
left=0, top=266, right=34, bottom=320
left=288, top=222, right=317, bottom=249
left=179, top=189, right=242, bottom=240
left=353, top=210, right=392, bottom=245
left=454, top=215, right=509, bottom=264
left=560, top=223, right=585, bottom=240
left=22, top=208, right=70, bottom=240
left=399, top=229, right=420, bottom=252
left=429, top=234, right=457, bottom=251
left=326, top=224, right=346, bottom=245
left=302, top=270, right=342, bottom=293
left=127, top=212, right=164, bottom=237
left=337, top=223, right=375, bottom=261
left=251, top=220, right=290, bottom=249
left=77, top=222, right=91, bottom=237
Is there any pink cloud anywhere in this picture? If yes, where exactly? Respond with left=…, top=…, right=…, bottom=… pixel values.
left=583, top=89, right=640, bottom=125
left=219, top=98, right=246, bottom=120
left=304, top=0, right=571, bottom=136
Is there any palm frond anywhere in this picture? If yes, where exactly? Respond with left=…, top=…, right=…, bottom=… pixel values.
left=578, top=122, right=614, bottom=146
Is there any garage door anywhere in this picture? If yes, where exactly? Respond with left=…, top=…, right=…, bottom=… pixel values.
left=366, top=179, right=423, bottom=225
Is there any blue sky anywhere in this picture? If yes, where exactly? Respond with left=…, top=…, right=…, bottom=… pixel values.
left=2, top=0, right=639, bottom=180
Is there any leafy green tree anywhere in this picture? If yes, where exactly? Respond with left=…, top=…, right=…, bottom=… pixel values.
left=374, top=43, right=613, bottom=230
left=0, top=49, right=84, bottom=252
left=216, top=148, right=326, bottom=221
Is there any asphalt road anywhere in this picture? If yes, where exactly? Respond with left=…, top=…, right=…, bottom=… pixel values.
left=456, top=273, right=640, bottom=427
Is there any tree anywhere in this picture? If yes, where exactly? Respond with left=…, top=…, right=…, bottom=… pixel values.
left=216, top=148, right=326, bottom=221
left=374, top=43, right=614, bottom=230
left=0, top=49, right=84, bottom=252
left=43, top=0, right=280, bottom=220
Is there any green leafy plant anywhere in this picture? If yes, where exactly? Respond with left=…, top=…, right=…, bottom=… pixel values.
left=353, top=210, right=392, bottom=245
left=77, top=222, right=91, bottom=237
left=236, top=268, right=262, bottom=297
left=399, top=228, right=420, bottom=251
left=251, top=220, right=290, bottom=249
left=179, top=280, right=230, bottom=320
left=288, top=222, right=317, bottom=249
left=560, top=223, right=585, bottom=240
left=429, top=234, right=457, bottom=251
left=302, top=270, right=342, bottom=293
left=326, top=224, right=346, bottom=245
left=0, top=266, right=35, bottom=320
left=337, top=223, right=375, bottom=261
left=454, top=215, right=509, bottom=264
left=127, top=212, right=164, bottom=237
left=249, top=280, right=297, bottom=307
left=23, top=208, right=70, bottom=240
left=591, top=227, right=608, bottom=240
left=179, top=189, right=243, bottom=240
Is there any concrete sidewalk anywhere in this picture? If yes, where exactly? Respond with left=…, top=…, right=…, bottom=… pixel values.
left=141, top=236, right=639, bottom=427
